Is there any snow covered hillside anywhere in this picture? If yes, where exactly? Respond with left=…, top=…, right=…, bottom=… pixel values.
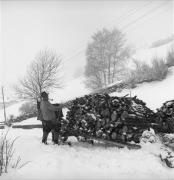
left=51, top=76, right=90, bottom=103
left=110, top=41, right=174, bottom=111
left=0, top=101, right=25, bottom=122
left=111, top=66, right=174, bottom=111
left=133, top=41, right=173, bottom=64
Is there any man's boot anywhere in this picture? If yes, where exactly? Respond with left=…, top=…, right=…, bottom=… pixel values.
left=42, top=131, right=48, bottom=144
left=53, top=131, right=59, bottom=145
left=51, top=130, right=55, bottom=143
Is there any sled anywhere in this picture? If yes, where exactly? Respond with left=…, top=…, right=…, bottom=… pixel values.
left=81, top=135, right=141, bottom=149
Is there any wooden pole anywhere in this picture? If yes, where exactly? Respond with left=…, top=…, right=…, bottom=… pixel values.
left=129, top=90, right=132, bottom=98
left=1, top=86, right=7, bottom=123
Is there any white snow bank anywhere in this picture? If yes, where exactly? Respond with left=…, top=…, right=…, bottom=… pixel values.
left=13, top=117, right=41, bottom=125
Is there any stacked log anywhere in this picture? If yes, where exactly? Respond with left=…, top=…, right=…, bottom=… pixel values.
left=62, top=93, right=156, bottom=144
left=156, top=100, right=174, bottom=133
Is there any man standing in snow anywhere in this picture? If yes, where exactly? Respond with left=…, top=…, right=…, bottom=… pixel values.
left=40, top=91, right=63, bottom=144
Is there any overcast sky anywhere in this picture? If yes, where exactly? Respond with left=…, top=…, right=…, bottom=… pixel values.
left=0, top=0, right=173, bottom=96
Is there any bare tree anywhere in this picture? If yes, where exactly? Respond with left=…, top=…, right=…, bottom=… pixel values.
left=14, top=49, right=63, bottom=100
left=85, top=28, right=131, bottom=90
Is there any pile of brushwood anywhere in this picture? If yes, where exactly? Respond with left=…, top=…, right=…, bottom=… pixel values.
left=156, top=100, right=174, bottom=133
left=59, top=93, right=158, bottom=146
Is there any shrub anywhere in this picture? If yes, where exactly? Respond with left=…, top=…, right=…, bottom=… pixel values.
left=166, top=47, right=174, bottom=68
left=151, top=57, right=168, bottom=80
left=125, top=57, right=168, bottom=87
left=5, top=115, right=15, bottom=126
left=0, top=131, right=29, bottom=175
left=19, top=102, right=37, bottom=116
left=125, top=71, right=138, bottom=89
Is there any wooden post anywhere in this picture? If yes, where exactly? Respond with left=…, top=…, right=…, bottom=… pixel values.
left=1, top=86, right=7, bottom=123
left=129, top=90, right=132, bottom=98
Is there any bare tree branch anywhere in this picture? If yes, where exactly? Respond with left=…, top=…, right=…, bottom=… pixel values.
left=85, top=28, right=131, bottom=90
left=14, top=49, right=63, bottom=100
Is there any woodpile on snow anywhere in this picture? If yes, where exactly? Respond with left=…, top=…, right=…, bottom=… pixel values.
left=156, top=100, right=174, bottom=133
left=62, top=93, right=157, bottom=144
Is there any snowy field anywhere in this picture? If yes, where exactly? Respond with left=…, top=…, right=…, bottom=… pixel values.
left=1, top=121, right=174, bottom=180
left=1, top=108, right=174, bottom=180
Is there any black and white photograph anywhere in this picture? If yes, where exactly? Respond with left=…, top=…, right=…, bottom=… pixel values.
left=0, top=0, right=174, bottom=179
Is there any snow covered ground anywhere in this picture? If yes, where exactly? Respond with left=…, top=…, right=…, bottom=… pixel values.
left=1, top=110, right=174, bottom=180
left=1, top=124, right=174, bottom=180
left=13, top=117, right=42, bottom=125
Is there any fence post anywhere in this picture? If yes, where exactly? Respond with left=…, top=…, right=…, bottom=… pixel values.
left=1, top=86, right=7, bottom=123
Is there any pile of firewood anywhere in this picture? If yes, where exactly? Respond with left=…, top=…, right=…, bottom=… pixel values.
left=62, top=93, right=156, bottom=144
left=156, top=100, right=174, bottom=133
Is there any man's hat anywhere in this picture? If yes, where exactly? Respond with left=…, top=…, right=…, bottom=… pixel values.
left=41, top=91, right=48, bottom=98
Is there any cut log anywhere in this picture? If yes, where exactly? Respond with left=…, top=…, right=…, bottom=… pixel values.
left=12, top=124, right=42, bottom=129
